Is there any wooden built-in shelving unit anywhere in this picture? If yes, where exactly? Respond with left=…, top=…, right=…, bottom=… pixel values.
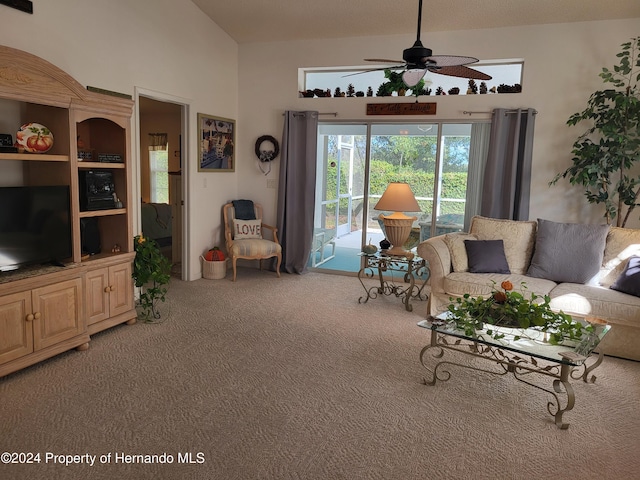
left=0, top=45, right=137, bottom=377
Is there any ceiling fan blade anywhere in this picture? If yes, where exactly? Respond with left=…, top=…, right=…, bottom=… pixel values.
left=426, top=55, right=480, bottom=67
left=428, top=65, right=492, bottom=80
left=364, top=58, right=405, bottom=64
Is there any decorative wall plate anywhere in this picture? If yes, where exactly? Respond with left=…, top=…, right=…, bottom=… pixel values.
left=16, top=122, right=54, bottom=153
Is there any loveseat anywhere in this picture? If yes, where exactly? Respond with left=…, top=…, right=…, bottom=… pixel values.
left=417, top=216, right=640, bottom=360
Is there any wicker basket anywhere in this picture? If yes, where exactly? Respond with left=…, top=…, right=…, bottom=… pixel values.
left=201, top=256, right=227, bottom=279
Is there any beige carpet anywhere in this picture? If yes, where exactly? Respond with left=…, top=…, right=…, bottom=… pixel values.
left=1, top=268, right=639, bottom=480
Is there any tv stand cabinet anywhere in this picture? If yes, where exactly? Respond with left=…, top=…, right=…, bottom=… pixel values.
left=0, top=45, right=137, bottom=377
left=84, top=253, right=136, bottom=335
left=0, top=265, right=89, bottom=377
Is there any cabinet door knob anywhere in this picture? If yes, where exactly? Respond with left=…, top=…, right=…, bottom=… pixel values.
left=26, top=313, right=34, bottom=322
left=34, top=312, right=41, bottom=320
left=104, top=286, right=111, bottom=293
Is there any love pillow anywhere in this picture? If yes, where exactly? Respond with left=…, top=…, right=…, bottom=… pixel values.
left=234, top=219, right=262, bottom=239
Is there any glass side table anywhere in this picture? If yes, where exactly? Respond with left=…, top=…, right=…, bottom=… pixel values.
left=357, top=252, right=430, bottom=312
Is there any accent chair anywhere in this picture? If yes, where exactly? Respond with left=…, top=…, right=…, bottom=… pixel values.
left=223, top=202, right=282, bottom=281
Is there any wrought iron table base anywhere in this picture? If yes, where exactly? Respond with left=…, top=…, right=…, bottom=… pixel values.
left=358, top=255, right=429, bottom=312
left=419, top=330, right=605, bottom=429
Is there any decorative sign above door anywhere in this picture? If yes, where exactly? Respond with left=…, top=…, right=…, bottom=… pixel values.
left=366, top=103, right=437, bottom=116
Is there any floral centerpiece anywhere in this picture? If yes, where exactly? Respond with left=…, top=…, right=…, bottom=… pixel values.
left=446, top=281, right=593, bottom=344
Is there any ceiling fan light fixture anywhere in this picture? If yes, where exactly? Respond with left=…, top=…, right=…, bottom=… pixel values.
left=402, top=69, right=427, bottom=87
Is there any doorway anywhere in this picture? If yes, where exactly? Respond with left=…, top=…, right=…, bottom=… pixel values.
left=136, top=91, right=189, bottom=280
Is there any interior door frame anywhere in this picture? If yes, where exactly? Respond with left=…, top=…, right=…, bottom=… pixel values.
left=134, top=87, right=191, bottom=281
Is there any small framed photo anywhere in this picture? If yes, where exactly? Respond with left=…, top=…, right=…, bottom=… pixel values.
left=197, top=113, right=235, bottom=172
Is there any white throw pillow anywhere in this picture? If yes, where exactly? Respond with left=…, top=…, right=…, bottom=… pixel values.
left=600, top=227, right=640, bottom=287
left=444, top=233, right=477, bottom=272
left=234, top=219, right=262, bottom=239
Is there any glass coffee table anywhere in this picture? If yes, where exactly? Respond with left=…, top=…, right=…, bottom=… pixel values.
left=417, top=313, right=610, bottom=429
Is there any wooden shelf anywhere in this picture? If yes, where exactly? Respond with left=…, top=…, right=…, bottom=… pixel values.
left=0, top=152, right=69, bottom=162
left=78, top=208, right=126, bottom=218
left=77, top=161, right=125, bottom=169
left=80, top=251, right=130, bottom=263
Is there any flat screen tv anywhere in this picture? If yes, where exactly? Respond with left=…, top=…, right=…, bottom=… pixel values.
left=0, top=185, right=72, bottom=272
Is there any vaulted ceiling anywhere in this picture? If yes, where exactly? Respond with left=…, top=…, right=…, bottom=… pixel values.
left=191, top=0, right=640, bottom=44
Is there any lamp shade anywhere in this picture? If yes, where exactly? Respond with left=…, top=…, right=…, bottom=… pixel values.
left=374, top=182, right=420, bottom=213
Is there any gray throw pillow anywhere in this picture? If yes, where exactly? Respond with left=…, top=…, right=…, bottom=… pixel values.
left=464, top=239, right=511, bottom=274
left=527, top=219, right=610, bottom=284
left=610, top=256, right=640, bottom=297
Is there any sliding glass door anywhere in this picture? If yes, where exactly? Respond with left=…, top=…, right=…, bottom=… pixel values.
left=431, top=123, right=474, bottom=238
left=312, top=121, right=488, bottom=273
left=312, top=124, right=367, bottom=271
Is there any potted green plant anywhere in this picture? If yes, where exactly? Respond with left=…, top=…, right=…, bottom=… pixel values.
left=446, top=281, right=593, bottom=344
left=551, top=37, right=640, bottom=227
left=132, top=234, right=171, bottom=322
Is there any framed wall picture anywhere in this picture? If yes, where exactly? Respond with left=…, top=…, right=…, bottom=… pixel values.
left=197, top=113, right=235, bottom=172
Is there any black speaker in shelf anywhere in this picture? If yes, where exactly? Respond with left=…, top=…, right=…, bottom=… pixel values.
left=79, top=170, right=116, bottom=211
left=80, top=218, right=101, bottom=255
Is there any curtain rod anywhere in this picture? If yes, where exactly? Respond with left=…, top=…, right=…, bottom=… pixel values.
left=463, top=109, right=538, bottom=116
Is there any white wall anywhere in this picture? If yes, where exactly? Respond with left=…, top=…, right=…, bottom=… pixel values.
left=1, top=7, right=638, bottom=282
left=0, top=0, right=239, bottom=280
left=237, top=19, right=640, bottom=229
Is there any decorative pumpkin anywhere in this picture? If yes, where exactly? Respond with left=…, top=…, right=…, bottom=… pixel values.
left=361, top=238, right=378, bottom=255
left=204, top=246, right=226, bottom=261
left=362, top=244, right=377, bottom=255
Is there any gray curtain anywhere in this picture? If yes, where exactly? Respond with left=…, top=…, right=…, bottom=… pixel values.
left=480, top=108, right=536, bottom=220
left=464, top=122, right=491, bottom=231
left=277, top=111, right=319, bottom=274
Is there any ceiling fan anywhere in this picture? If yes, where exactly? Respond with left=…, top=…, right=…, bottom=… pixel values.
left=357, top=0, right=492, bottom=87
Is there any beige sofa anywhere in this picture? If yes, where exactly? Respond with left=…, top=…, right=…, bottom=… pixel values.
left=417, top=216, right=640, bottom=360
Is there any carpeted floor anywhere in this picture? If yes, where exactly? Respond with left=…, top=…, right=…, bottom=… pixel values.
left=1, top=268, right=639, bottom=480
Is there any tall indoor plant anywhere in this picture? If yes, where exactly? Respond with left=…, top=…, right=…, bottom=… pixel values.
left=551, top=37, right=640, bottom=227
left=132, top=234, right=171, bottom=322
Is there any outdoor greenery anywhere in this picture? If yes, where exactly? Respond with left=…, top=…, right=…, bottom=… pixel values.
left=325, top=134, right=470, bottom=173
left=132, top=234, right=171, bottom=322
left=324, top=133, right=470, bottom=224
left=551, top=37, right=640, bottom=227
left=368, top=164, right=467, bottom=214
left=446, top=281, right=594, bottom=344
